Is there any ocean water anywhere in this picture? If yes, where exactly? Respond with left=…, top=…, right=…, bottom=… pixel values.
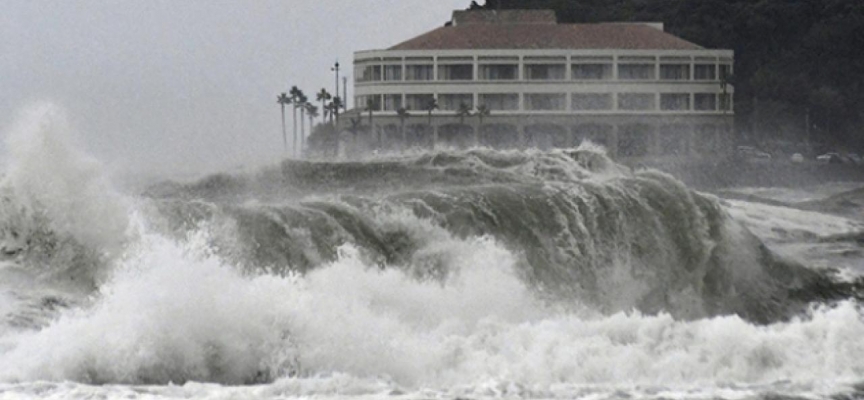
left=0, top=104, right=862, bottom=400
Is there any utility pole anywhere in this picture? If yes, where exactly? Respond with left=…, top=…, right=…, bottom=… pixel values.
left=343, top=76, right=348, bottom=111
left=332, top=61, right=340, bottom=123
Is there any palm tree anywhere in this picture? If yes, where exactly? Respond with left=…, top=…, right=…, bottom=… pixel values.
left=289, top=86, right=302, bottom=157
left=298, top=92, right=308, bottom=158
left=456, top=102, right=473, bottom=124
left=277, top=92, right=291, bottom=154
left=475, top=104, right=491, bottom=146
left=425, top=98, right=438, bottom=149
left=324, top=102, right=334, bottom=123
left=306, top=103, right=319, bottom=130
left=455, top=103, right=474, bottom=148
left=305, top=103, right=318, bottom=158
left=396, top=107, right=410, bottom=149
left=316, top=88, right=331, bottom=124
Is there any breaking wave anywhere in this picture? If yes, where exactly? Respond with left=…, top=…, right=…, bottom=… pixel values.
left=0, top=104, right=862, bottom=398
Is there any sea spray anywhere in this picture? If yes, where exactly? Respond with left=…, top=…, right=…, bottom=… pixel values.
left=144, top=157, right=833, bottom=322
left=3, top=228, right=863, bottom=391
left=0, top=104, right=131, bottom=286
left=0, top=105, right=863, bottom=398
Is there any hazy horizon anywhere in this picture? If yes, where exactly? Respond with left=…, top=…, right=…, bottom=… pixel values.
left=0, top=0, right=469, bottom=177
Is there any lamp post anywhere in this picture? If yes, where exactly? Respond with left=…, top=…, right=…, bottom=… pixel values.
left=332, top=61, right=340, bottom=123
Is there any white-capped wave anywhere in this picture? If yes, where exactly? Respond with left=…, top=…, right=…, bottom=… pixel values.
left=0, top=225, right=861, bottom=397
left=0, top=104, right=133, bottom=284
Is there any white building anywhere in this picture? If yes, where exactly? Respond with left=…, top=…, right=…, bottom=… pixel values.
left=347, top=9, right=734, bottom=159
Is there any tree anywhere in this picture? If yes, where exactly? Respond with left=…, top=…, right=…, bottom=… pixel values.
left=298, top=92, right=308, bottom=158
left=306, top=103, right=319, bottom=130
left=475, top=104, right=491, bottom=146
left=397, top=107, right=411, bottom=149
left=324, top=102, right=334, bottom=123
left=305, top=103, right=318, bottom=157
left=456, top=102, right=473, bottom=124
left=277, top=92, right=291, bottom=154
left=289, top=86, right=302, bottom=158
left=316, top=89, right=331, bottom=124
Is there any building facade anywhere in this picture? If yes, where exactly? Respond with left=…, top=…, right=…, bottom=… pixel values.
left=347, top=9, right=734, bottom=160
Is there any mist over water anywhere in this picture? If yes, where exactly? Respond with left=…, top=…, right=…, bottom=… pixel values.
left=0, top=104, right=863, bottom=399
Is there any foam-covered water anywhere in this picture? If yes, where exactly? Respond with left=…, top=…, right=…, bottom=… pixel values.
left=0, top=104, right=862, bottom=399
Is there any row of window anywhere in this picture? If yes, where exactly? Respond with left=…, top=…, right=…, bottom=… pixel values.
left=355, top=63, right=732, bottom=83
left=373, top=122, right=727, bottom=157
left=356, top=92, right=732, bottom=112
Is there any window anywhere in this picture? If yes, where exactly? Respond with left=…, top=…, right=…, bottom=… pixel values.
left=526, top=64, right=566, bottom=80
left=572, top=63, right=613, bottom=80
left=660, top=64, right=690, bottom=80
left=618, top=64, right=656, bottom=80
left=660, top=93, right=690, bottom=111
left=479, top=64, right=519, bottom=80
left=694, top=64, right=716, bottom=80
left=438, top=64, right=473, bottom=81
left=383, top=65, right=402, bottom=81
left=359, top=95, right=381, bottom=111
left=438, top=94, right=473, bottom=111
left=525, top=93, right=566, bottom=111
left=571, top=93, right=613, bottom=110
left=405, top=94, right=435, bottom=111
left=618, top=93, right=656, bottom=110
left=479, top=93, right=519, bottom=111
left=694, top=93, right=716, bottom=111
left=361, top=65, right=382, bottom=82
left=383, top=94, right=402, bottom=111
left=405, top=65, right=434, bottom=81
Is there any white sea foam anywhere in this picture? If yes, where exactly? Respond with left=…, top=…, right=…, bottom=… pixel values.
left=3, top=103, right=130, bottom=260
left=0, top=104, right=862, bottom=399
left=0, top=224, right=861, bottom=397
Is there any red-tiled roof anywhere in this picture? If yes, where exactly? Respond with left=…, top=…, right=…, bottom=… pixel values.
left=389, top=21, right=704, bottom=51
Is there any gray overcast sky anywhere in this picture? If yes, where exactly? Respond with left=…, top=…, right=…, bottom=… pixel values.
left=0, top=0, right=469, bottom=176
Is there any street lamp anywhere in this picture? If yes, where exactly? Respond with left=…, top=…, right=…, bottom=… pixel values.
left=332, top=61, right=340, bottom=123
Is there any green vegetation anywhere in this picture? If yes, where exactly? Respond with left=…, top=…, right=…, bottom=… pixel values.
left=469, top=0, right=864, bottom=152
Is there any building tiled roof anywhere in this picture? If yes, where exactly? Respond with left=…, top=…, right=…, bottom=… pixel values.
left=389, top=11, right=704, bottom=51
